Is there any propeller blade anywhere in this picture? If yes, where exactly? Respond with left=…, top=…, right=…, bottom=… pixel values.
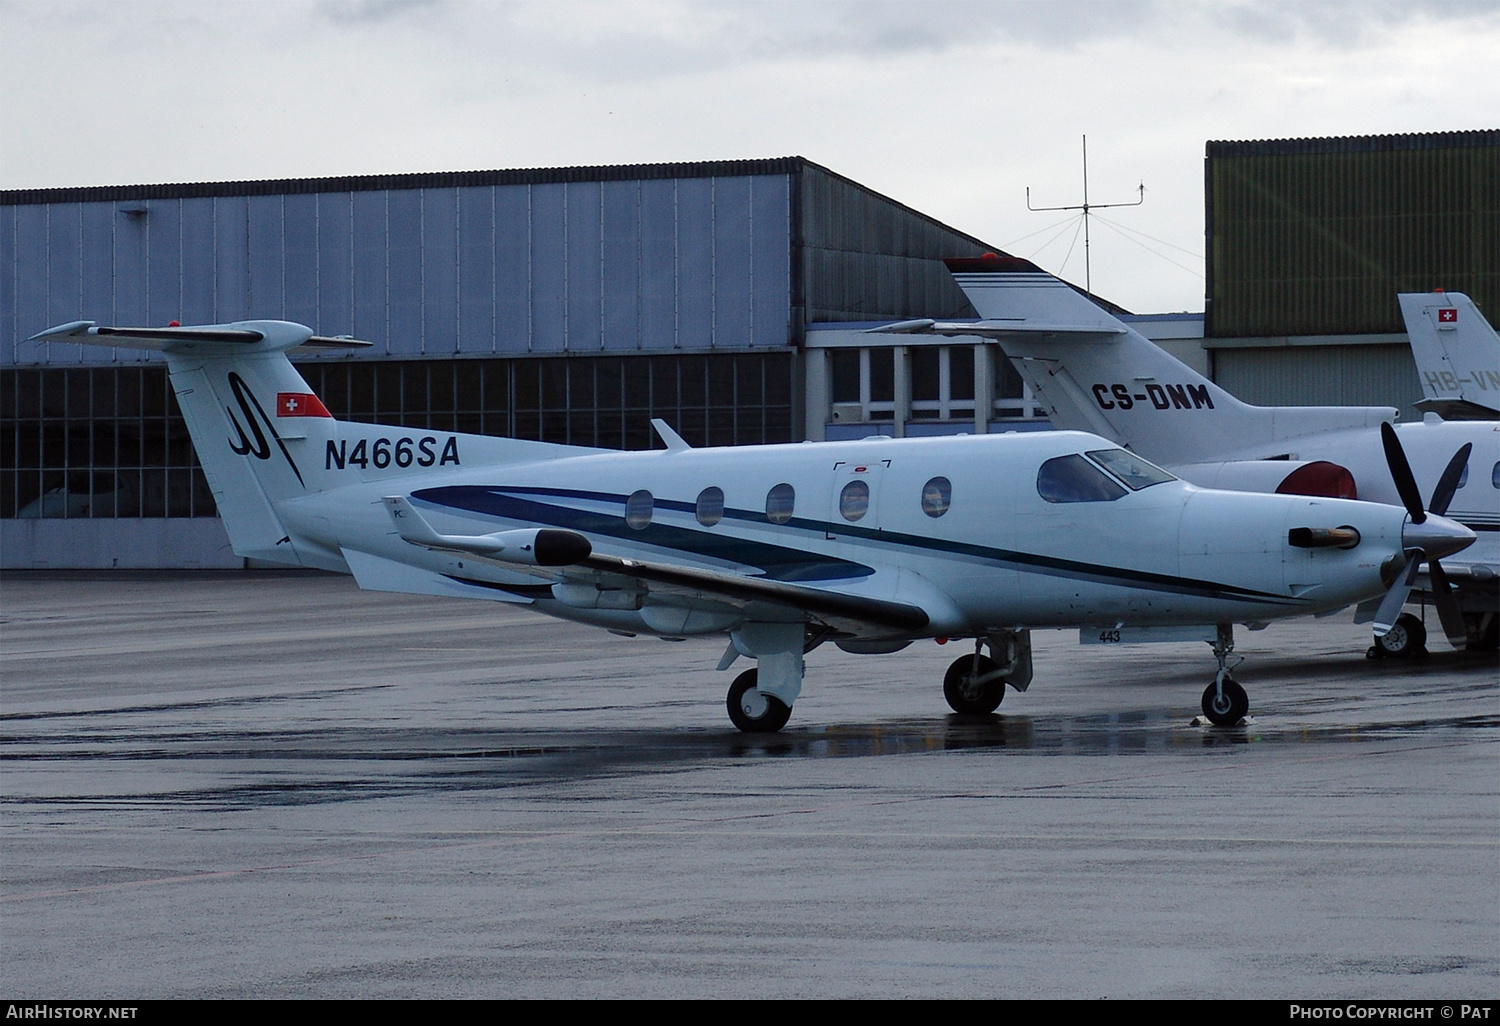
left=1372, top=552, right=1423, bottom=637
left=1380, top=422, right=1426, bottom=523
left=1427, top=560, right=1470, bottom=647
left=1429, top=443, right=1473, bottom=517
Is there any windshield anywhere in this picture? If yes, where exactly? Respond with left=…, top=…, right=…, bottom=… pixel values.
left=1086, top=449, right=1176, bottom=491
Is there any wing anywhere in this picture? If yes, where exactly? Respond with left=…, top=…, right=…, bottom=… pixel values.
left=380, top=496, right=930, bottom=637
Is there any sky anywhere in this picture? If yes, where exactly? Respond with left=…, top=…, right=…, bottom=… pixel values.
left=3, top=0, right=1497, bottom=314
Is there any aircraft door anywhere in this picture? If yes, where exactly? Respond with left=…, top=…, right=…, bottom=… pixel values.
left=827, top=460, right=888, bottom=540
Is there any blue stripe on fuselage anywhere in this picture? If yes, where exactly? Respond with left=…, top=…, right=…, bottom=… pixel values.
left=413, top=485, right=1296, bottom=606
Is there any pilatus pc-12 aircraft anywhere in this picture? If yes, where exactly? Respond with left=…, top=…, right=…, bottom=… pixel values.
left=30, top=317, right=1476, bottom=731
left=877, top=256, right=1498, bottom=659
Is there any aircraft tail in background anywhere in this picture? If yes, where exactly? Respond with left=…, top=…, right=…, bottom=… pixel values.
left=1399, top=292, right=1500, bottom=420
left=873, top=255, right=1395, bottom=467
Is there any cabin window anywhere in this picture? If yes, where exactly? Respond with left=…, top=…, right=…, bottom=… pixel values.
left=1037, top=454, right=1128, bottom=504
left=1086, top=449, right=1175, bottom=491
left=625, top=489, right=654, bottom=529
left=696, top=487, right=724, bottom=527
left=922, top=477, right=951, bottom=517
left=839, top=480, right=870, bottom=522
left=1492, top=461, right=1498, bottom=489
left=766, top=483, right=795, bottom=524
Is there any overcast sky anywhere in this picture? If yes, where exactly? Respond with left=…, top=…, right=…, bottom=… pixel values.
left=3, top=0, right=1497, bottom=313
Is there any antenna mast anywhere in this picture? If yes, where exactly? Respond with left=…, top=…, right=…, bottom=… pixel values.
left=1026, top=135, right=1144, bottom=297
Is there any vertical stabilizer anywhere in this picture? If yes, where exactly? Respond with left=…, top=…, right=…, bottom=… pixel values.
left=935, top=257, right=1396, bottom=463
left=1400, top=292, right=1500, bottom=419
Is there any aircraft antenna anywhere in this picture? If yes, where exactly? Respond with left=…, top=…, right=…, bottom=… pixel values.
left=1026, top=135, right=1144, bottom=298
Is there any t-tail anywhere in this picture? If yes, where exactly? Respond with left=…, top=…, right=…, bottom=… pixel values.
left=874, top=255, right=1395, bottom=467
left=27, top=320, right=587, bottom=569
left=1399, top=291, right=1500, bottom=420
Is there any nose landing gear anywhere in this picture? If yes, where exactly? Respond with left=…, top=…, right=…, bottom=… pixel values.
left=1201, top=625, right=1249, bottom=726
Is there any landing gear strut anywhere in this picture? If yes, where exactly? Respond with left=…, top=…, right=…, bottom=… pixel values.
left=726, top=668, right=792, bottom=733
left=1201, top=625, right=1249, bottom=726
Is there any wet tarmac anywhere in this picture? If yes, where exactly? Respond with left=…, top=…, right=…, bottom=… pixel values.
left=2, top=571, right=1496, bottom=998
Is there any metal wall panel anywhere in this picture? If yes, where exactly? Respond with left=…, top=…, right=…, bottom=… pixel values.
left=213, top=196, right=249, bottom=324
left=798, top=166, right=993, bottom=324
left=456, top=187, right=493, bottom=355
left=385, top=189, right=423, bottom=354
left=601, top=180, right=641, bottom=352
left=317, top=191, right=353, bottom=338
left=1207, top=132, right=1499, bottom=336
left=246, top=194, right=284, bottom=323
left=3, top=163, right=801, bottom=364
left=350, top=189, right=387, bottom=351
left=282, top=192, right=319, bottom=329
left=639, top=178, right=677, bottom=348
left=529, top=182, right=568, bottom=353
left=422, top=188, right=458, bottom=357
left=1213, top=344, right=1421, bottom=411
left=179, top=199, right=218, bottom=327
left=714, top=175, right=754, bottom=348
left=675, top=177, right=714, bottom=348
left=494, top=186, right=531, bottom=351
left=565, top=181, right=603, bottom=352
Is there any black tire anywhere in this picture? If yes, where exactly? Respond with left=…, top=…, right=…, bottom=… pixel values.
left=943, top=653, right=1006, bottom=714
left=1374, top=612, right=1427, bottom=658
left=1201, top=677, right=1249, bottom=726
left=726, top=668, right=792, bottom=733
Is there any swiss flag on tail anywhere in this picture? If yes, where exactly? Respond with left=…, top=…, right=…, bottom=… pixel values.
left=277, top=392, right=332, bottom=418
left=1437, top=308, right=1458, bottom=325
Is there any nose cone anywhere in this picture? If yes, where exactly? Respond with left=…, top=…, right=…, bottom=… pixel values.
left=1403, top=513, right=1476, bottom=561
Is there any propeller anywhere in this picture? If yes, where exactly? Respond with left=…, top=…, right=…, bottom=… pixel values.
left=1372, top=423, right=1475, bottom=646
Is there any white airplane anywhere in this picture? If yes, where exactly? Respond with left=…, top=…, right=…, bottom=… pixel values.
left=29, top=318, right=1476, bottom=731
left=1400, top=291, right=1500, bottom=421
left=873, top=255, right=1499, bottom=657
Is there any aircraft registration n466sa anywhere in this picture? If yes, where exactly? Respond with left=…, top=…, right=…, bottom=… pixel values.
left=30, top=319, right=1477, bottom=731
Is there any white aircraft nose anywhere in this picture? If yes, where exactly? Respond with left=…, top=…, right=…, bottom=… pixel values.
left=1403, top=513, right=1476, bottom=561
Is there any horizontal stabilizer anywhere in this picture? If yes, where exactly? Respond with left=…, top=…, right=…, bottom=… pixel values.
left=29, top=319, right=372, bottom=353
left=867, top=319, right=1124, bottom=340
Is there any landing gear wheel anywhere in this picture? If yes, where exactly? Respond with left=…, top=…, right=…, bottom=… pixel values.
left=943, top=653, right=1006, bottom=714
left=726, top=668, right=792, bottom=733
left=1464, top=612, right=1498, bottom=652
left=1201, top=677, right=1249, bottom=727
left=1374, top=612, right=1427, bottom=658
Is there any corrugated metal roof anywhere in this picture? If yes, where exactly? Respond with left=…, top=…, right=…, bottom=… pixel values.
left=0, top=156, right=808, bottom=206
left=1207, top=130, right=1498, bottom=158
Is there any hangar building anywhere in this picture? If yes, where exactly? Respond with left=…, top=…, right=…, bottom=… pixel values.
left=2, top=157, right=1037, bottom=568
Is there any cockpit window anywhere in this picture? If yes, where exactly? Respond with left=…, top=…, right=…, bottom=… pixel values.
left=1037, top=454, right=1129, bottom=503
left=1086, top=448, right=1176, bottom=491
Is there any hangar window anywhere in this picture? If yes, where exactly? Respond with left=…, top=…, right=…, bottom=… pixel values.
left=625, top=489, right=654, bottom=530
left=1037, top=455, right=1128, bottom=504
left=766, top=483, right=795, bottom=524
left=1086, top=449, right=1175, bottom=491
left=696, top=487, right=724, bottom=527
left=839, top=480, right=870, bottom=522
left=921, top=477, right=951, bottom=517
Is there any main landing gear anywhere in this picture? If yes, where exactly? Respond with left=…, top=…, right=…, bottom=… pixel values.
left=943, top=652, right=1006, bottom=714
left=1201, top=624, right=1249, bottom=727
left=726, top=668, right=793, bottom=733
left=942, top=631, right=1032, bottom=715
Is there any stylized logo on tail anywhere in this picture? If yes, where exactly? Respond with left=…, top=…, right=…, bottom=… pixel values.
left=225, top=372, right=305, bottom=486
